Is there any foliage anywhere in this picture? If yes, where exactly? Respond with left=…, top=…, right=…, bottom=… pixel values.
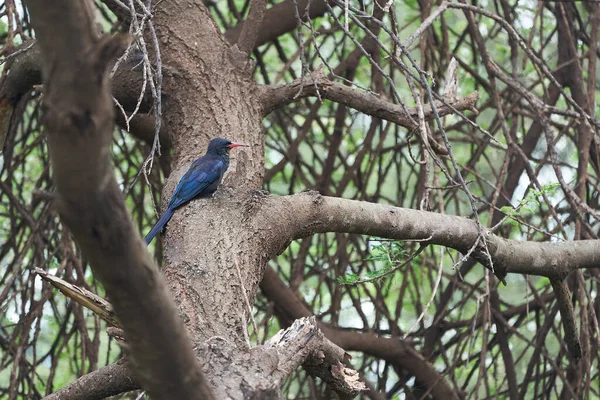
left=500, top=182, right=561, bottom=227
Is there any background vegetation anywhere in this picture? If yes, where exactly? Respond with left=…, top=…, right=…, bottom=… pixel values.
left=1, top=0, right=600, bottom=398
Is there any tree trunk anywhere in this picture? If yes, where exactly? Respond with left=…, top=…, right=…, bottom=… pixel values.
left=150, top=2, right=355, bottom=397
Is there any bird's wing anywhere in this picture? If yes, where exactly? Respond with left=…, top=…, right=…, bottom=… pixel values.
left=168, top=157, right=225, bottom=209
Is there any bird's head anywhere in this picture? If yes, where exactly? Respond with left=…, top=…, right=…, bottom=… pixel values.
left=207, top=138, right=248, bottom=156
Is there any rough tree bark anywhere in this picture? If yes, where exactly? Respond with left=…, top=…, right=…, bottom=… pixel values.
left=145, top=2, right=368, bottom=397
left=23, top=0, right=213, bottom=399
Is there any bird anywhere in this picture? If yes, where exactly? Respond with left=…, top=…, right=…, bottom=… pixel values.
left=144, top=137, right=247, bottom=244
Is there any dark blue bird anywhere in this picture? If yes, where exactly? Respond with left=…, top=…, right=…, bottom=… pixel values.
left=144, top=137, right=247, bottom=244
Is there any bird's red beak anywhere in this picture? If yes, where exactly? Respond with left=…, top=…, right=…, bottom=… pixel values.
left=227, top=142, right=248, bottom=149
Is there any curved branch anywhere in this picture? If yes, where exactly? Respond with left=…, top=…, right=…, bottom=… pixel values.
left=0, top=40, right=41, bottom=105
left=24, top=0, right=212, bottom=398
left=44, top=361, right=139, bottom=400
left=260, top=72, right=479, bottom=130
left=235, top=0, right=268, bottom=55
left=266, top=192, right=600, bottom=280
left=225, top=0, right=328, bottom=49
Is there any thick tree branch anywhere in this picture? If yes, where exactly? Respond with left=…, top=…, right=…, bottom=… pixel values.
left=0, top=40, right=40, bottom=105
left=266, top=192, right=600, bottom=281
left=235, top=0, right=268, bottom=55
left=260, top=72, right=479, bottom=130
left=266, top=316, right=367, bottom=397
left=225, top=0, right=328, bottom=49
left=0, top=40, right=40, bottom=151
left=43, top=361, right=139, bottom=400
left=24, top=0, right=212, bottom=398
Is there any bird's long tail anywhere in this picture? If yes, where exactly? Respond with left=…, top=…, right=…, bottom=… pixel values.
left=144, top=207, right=175, bottom=245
